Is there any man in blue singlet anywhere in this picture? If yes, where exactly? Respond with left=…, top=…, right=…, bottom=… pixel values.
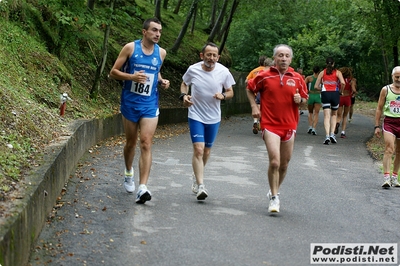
left=109, top=17, right=170, bottom=204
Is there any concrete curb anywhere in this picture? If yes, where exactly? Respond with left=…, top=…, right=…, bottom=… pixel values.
left=0, top=114, right=126, bottom=266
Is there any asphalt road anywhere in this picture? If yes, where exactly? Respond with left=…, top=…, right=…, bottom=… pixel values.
left=28, top=111, right=400, bottom=266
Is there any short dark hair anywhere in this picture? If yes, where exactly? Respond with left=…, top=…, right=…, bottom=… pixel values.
left=201, top=42, right=219, bottom=53
left=143, top=18, right=161, bottom=30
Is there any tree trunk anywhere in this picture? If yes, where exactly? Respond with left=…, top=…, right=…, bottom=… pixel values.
left=219, top=0, right=239, bottom=54
left=87, top=0, right=95, bottom=10
left=173, top=0, right=183, bottom=14
left=90, top=0, right=115, bottom=99
left=190, top=1, right=198, bottom=34
left=154, top=0, right=162, bottom=20
left=170, top=0, right=199, bottom=54
left=163, top=0, right=168, bottom=9
left=207, top=0, right=228, bottom=43
left=207, top=0, right=218, bottom=32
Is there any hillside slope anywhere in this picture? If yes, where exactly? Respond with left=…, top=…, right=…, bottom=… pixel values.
left=0, top=0, right=227, bottom=203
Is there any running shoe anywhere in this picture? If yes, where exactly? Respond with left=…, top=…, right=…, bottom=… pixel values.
left=330, top=135, right=337, bottom=144
left=191, top=173, right=198, bottom=194
left=136, top=185, right=152, bottom=204
left=252, top=122, right=258, bottom=134
left=268, top=195, right=280, bottom=213
left=267, top=190, right=280, bottom=200
left=311, top=129, right=317, bottom=135
left=196, top=184, right=208, bottom=200
left=382, top=177, right=391, bottom=188
left=334, top=123, right=340, bottom=134
left=391, top=176, right=400, bottom=187
left=348, top=118, right=352, bottom=123
left=124, top=169, right=135, bottom=193
left=300, top=111, right=304, bottom=115
left=340, top=133, right=346, bottom=138
left=307, top=127, right=312, bottom=134
left=323, top=137, right=330, bottom=145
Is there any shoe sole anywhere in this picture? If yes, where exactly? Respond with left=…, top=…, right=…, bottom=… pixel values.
left=197, top=191, right=208, bottom=200
left=136, top=191, right=152, bottom=204
left=268, top=207, right=280, bottom=213
left=382, top=183, right=391, bottom=189
left=312, top=132, right=317, bottom=135
left=307, top=129, right=312, bottom=134
left=323, top=140, right=330, bottom=145
left=252, top=128, right=258, bottom=134
left=330, top=137, right=337, bottom=144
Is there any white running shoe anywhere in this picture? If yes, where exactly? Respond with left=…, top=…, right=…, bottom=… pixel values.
left=136, top=185, right=152, bottom=204
left=267, top=190, right=280, bottom=201
left=268, top=195, right=280, bottom=213
left=382, top=177, right=391, bottom=188
left=191, top=174, right=198, bottom=194
left=391, top=176, right=400, bottom=187
left=124, top=169, right=135, bottom=193
left=196, top=184, right=208, bottom=200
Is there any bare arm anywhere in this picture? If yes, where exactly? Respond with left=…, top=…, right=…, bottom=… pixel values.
left=109, top=42, right=147, bottom=84
left=351, top=78, right=357, bottom=95
left=336, top=71, right=346, bottom=94
left=214, top=87, right=234, bottom=101
left=246, top=88, right=260, bottom=119
left=314, top=72, right=323, bottom=90
left=374, top=86, right=387, bottom=137
left=180, top=81, right=193, bottom=107
left=157, top=48, right=170, bottom=89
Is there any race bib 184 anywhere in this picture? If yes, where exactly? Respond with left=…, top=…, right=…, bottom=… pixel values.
left=130, top=73, right=155, bottom=96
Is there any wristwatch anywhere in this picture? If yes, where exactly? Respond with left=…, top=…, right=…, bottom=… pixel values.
left=179, top=93, right=187, bottom=101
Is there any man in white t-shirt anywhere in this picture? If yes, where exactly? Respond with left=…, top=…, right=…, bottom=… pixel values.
left=179, top=42, right=236, bottom=201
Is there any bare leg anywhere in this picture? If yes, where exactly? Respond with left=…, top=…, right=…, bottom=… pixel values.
left=383, top=132, right=396, bottom=174
left=192, top=143, right=211, bottom=185
left=323, top=108, right=331, bottom=136
left=312, top=104, right=321, bottom=129
left=330, top=110, right=338, bottom=136
left=137, top=117, right=158, bottom=185
left=122, top=116, right=139, bottom=171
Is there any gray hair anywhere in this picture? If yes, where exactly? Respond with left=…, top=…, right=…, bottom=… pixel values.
left=392, top=66, right=400, bottom=75
left=273, top=44, right=293, bottom=58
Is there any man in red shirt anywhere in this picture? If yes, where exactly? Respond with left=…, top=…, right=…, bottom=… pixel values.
left=246, top=44, right=308, bottom=213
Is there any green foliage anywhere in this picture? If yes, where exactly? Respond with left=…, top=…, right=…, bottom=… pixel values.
left=227, top=0, right=400, bottom=100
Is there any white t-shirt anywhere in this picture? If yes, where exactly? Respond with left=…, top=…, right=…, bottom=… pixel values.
left=182, top=62, right=236, bottom=124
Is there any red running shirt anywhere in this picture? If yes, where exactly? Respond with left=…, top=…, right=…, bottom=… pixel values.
left=247, top=66, right=308, bottom=131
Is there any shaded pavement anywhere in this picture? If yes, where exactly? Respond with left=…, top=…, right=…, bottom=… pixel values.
left=28, top=112, right=400, bottom=266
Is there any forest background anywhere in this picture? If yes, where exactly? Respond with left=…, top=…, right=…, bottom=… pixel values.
left=0, top=0, right=399, bottom=203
